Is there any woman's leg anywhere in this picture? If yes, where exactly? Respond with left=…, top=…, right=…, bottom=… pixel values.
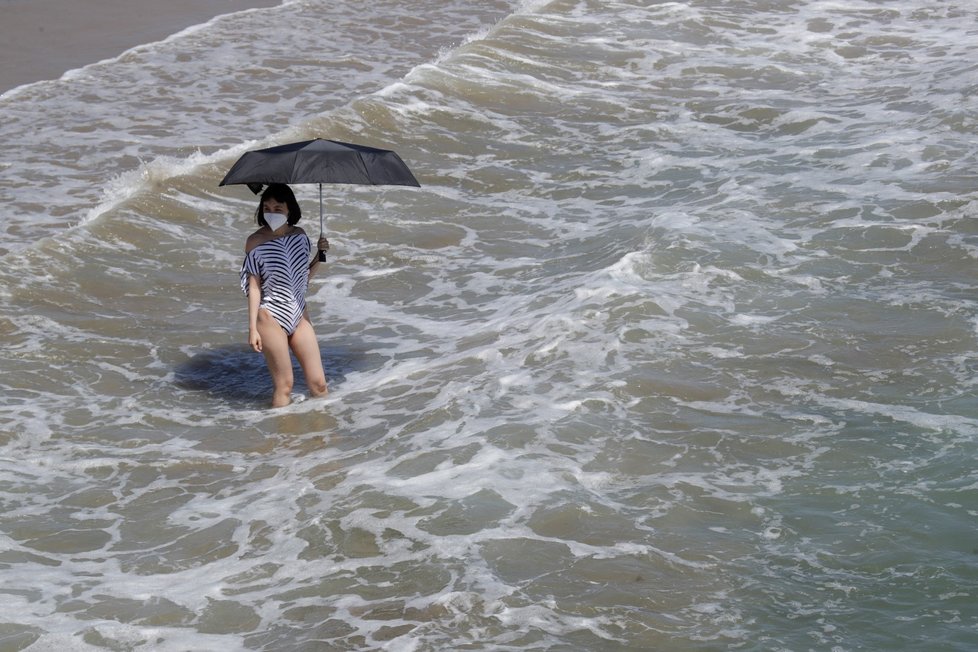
left=289, top=313, right=328, bottom=397
left=257, top=309, right=295, bottom=407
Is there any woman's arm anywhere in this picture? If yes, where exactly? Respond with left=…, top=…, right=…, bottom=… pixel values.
left=247, top=274, right=263, bottom=352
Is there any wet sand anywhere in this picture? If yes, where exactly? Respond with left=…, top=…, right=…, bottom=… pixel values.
left=1, top=0, right=281, bottom=94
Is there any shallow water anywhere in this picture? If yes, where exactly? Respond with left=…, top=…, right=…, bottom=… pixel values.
left=1, top=0, right=978, bottom=649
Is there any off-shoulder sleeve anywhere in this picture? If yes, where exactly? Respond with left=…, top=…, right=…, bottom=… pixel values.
left=240, top=251, right=260, bottom=296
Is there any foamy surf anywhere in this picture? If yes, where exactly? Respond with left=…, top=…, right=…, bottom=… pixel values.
left=2, top=0, right=978, bottom=649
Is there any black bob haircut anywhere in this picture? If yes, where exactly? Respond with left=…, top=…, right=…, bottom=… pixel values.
left=254, top=183, right=302, bottom=227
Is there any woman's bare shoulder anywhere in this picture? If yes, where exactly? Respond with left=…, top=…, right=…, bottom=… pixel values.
left=245, top=229, right=269, bottom=253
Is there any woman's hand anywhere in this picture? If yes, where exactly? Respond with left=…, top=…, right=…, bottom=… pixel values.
left=317, top=237, right=330, bottom=253
left=249, top=327, right=262, bottom=353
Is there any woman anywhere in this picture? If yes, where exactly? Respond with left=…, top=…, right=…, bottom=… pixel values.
left=240, top=183, right=330, bottom=407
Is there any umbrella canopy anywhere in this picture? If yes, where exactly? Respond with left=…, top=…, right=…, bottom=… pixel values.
left=219, top=138, right=420, bottom=189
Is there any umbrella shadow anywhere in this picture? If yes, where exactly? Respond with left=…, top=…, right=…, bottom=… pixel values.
left=173, top=340, right=386, bottom=406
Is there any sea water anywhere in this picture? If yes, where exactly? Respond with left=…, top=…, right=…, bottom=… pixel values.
left=1, top=0, right=977, bottom=649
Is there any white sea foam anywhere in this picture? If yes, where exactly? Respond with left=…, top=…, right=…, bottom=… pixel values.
left=2, top=0, right=978, bottom=649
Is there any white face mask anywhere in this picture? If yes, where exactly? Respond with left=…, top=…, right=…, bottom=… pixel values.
left=264, top=212, right=288, bottom=231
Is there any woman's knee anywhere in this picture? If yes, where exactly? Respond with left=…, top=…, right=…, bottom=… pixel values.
left=307, top=377, right=328, bottom=396
left=274, top=375, right=295, bottom=393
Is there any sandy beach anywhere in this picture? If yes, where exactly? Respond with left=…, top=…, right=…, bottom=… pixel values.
left=0, top=0, right=281, bottom=94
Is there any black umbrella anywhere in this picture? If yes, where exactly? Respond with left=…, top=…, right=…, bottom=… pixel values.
left=219, top=139, right=420, bottom=250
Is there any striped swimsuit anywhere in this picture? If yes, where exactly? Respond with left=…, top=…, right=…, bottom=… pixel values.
left=240, top=231, right=311, bottom=335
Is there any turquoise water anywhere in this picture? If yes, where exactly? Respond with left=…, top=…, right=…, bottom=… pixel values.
left=1, top=0, right=977, bottom=649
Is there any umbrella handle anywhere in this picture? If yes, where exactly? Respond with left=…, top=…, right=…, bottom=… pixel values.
left=317, top=183, right=327, bottom=262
